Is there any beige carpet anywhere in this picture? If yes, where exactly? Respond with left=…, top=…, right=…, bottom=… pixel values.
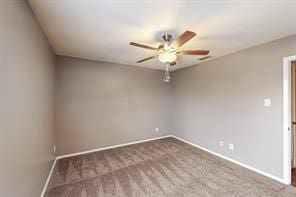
left=45, top=137, right=296, bottom=197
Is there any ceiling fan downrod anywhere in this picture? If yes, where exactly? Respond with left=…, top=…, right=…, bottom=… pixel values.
left=162, top=34, right=172, bottom=42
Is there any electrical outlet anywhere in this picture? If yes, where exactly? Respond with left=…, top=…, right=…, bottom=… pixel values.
left=229, top=144, right=234, bottom=150
left=219, top=141, right=224, bottom=147
left=264, top=99, right=271, bottom=107
left=155, top=128, right=159, bottom=132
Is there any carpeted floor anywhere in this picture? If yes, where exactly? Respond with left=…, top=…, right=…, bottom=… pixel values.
left=45, top=137, right=296, bottom=197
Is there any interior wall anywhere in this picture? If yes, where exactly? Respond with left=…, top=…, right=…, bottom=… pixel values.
left=172, top=35, right=296, bottom=179
left=0, top=1, right=56, bottom=196
left=55, top=56, right=172, bottom=155
left=0, top=2, right=294, bottom=195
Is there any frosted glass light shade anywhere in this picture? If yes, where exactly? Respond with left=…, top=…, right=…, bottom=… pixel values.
left=158, top=53, right=177, bottom=63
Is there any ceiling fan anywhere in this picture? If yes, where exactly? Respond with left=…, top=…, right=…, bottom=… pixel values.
left=129, top=30, right=210, bottom=82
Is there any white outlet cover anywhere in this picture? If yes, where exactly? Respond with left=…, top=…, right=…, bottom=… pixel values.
left=219, top=141, right=224, bottom=147
left=229, top=144, right=234, bottom=150
left=155, top=128, right=159, bottom=132
left=53, top=145, right=56, bottom=153
left=264, top=99, right=271, bottom=107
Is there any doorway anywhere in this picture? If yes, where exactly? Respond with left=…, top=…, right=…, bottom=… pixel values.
left=283, top=55, right=296, bottom=185
left=291, top=61, right=296, bottom=186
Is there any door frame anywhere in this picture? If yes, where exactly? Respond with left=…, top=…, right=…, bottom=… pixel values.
left=283, top=55, right=296, bottom=185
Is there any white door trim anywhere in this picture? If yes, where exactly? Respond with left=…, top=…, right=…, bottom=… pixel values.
left=283, top=55, right=296, bottom=185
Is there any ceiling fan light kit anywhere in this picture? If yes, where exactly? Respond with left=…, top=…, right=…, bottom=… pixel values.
left=158, top=53, right=177, bottom=64
left=129, top=30, right=210, bottom=82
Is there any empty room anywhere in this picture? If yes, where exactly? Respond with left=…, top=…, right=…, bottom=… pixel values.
left=1, top=0, right=296, bottom=196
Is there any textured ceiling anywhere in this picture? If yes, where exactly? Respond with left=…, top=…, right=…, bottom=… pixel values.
left=28, top=0, right=296, bottom=70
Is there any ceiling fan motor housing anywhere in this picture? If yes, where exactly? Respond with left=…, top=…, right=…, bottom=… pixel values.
left=162, top=34, right=173, bottom=42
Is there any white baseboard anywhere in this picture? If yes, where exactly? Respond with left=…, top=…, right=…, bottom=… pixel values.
left=171, top=135, right=286, bottom=184
left=57, top=135, right=173, bottom=159
left=40, top=134, right=286, bottom=196
left=40, top=157, right=57, bottom=197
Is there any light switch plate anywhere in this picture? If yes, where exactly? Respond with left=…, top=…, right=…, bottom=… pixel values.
left=229, top=144, right=234, bottom=150
left=264, top=99, right=271, bottom=107
left=155, top=128, right=159, bottom=132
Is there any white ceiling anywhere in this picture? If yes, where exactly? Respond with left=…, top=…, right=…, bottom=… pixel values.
left=28, top=0, right=296, bottom=70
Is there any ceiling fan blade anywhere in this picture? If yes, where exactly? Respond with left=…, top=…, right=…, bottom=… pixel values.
left=199, top=56, right=212, bottom=61
left=129, top=42, right=158, bottom=50
left=179, top=50, right=210, bottom=55
left=137, top=55, right=157, bottom=63
left=172, top=31, right=196, bottom=48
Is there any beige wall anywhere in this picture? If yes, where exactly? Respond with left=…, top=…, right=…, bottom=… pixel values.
left=172, top=35, right=296, bottom=179
left=0, top=1, right=56, bottom=196
left=55, top=56, right=172, bottom=155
